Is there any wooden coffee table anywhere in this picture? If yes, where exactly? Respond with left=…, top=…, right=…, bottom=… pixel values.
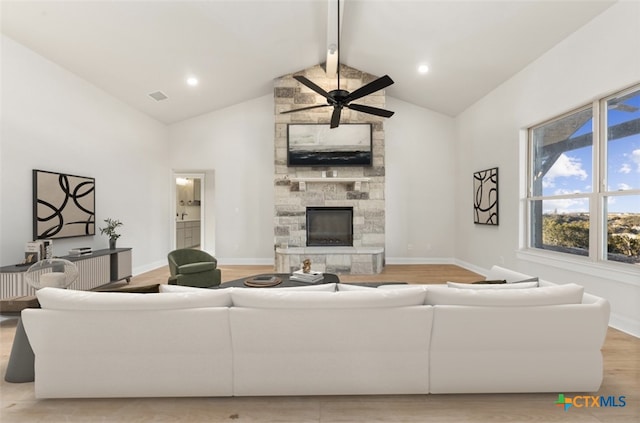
left=0, top=296, right=39, bottom=314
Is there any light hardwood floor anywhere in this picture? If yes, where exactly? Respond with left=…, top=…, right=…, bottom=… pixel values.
left=131, top=263, right=487, bottom=286
left=1, top=265, right=638, bottom=422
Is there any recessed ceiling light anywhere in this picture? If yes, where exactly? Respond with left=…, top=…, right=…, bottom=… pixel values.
left=418, top=64, right=429, bottom=74
left=186, top=77, right=199, bottom=87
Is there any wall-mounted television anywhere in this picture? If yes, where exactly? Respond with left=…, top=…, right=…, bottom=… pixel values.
left=287, top=123, right=372, bottom=167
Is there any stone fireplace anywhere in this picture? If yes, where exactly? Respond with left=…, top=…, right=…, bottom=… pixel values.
left=306, top=207, right=353, bottom=247
left=273, top=64, right=386, bottom=274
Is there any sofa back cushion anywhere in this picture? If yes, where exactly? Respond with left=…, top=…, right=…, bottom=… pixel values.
left=425, top=283, right=584, bottom=306
left=160, top=284, right=210, bottom=293
left=231, top=288, right=426, bottom=309
left=446, top=281, right=538, bottom=289
left=230, top=305, right=433, bottom=396
left=484, top=265, right=536, bottom=283
left=336, top=283, right=376, bottom=291
left=265, top=283, right=337, bottom=292
left=160, top=283, right=337, bottom=293
left=36, top=287, right=231, bottom=310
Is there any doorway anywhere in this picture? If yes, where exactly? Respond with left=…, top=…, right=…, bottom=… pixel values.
left=173, top=172, right=206, bottom=251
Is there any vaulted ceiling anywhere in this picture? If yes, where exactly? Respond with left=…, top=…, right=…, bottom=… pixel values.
left=0, top=0, right=615, bottom=124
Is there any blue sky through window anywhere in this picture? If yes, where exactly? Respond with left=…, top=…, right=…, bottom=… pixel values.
left=541, top=92, right=640, bottom=214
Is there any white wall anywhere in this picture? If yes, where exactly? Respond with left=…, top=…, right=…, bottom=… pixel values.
left=385, top=97, right=456, bottom=262
left=0, top=35, right=170, bottom=274
left=454, top=1, right=640, bottom=336
left=167, top=95, right=275, bottom=264
left=0, top=33, right=458, bottom=272
left=167, top=94, right=457, bottom=265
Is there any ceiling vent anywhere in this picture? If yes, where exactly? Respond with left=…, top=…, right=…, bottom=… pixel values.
left=148, top=91, right=168, bottom=101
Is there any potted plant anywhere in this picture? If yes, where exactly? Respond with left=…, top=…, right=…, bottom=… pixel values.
left=100, top=218, right=123, bottom=249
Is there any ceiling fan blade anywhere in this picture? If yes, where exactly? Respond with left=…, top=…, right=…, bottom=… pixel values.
left=344, top=75, right=394, bottom=103
left=281, top=104, right=331, bottom=114
left=293, top=75, right=333, bottom=101
left=330, top=107, right=342, bottom=128
left=347, top=103, right=395, bottom=118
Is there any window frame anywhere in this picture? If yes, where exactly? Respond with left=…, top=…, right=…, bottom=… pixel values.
left=522, top=84, right=640, bottom=275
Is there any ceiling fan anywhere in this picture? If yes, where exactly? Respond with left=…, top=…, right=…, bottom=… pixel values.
left=281, top=0, right=395, bottom=128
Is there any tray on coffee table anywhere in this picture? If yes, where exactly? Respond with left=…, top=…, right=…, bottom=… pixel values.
left=243, top=275, right=282, bottom=287
left=221, top=273, right=339, bottom=288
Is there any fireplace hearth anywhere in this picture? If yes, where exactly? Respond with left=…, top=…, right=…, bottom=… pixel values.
left=306, top=207, right=353, bottom=247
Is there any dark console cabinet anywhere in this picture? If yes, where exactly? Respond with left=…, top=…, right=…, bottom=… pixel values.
left=0, top=248, right=132, bottom=299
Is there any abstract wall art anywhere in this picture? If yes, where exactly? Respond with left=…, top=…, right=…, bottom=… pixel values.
left=473, top=167, right=499, bottom=225
left=33, top=169, right=95, bottom=239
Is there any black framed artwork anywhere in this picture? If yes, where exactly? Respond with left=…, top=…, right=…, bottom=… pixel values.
left=287, top=123, right=373, bottom=166
left=473, top=167, right=499, bottom=225
left=33, top=169, right=96, bottom=239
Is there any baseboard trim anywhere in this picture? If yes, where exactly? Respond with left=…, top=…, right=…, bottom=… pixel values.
left=132, top=260, right=166, bottom=277
left=453, top=259, right=489, bottom=276
left=217, top=258, right=275, bottom=266
left=609, top=313, right=640, bottom=339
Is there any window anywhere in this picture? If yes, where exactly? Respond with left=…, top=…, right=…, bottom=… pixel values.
left=527, top=85, right=640, bottom=267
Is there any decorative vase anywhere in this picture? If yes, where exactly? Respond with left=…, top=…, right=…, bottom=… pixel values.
left=109, top=239, right=117, bottom=250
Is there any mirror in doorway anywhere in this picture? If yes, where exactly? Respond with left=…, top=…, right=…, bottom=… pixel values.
left=175, top=176, right=203, bottom=250
left=176, top=177, right=200, bottom=206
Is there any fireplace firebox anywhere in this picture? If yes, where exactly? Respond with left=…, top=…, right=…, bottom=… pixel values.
left=306, top=207, right=353, bottom=247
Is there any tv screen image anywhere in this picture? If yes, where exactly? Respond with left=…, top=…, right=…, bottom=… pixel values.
left=287, top=123, right=372, bottom=167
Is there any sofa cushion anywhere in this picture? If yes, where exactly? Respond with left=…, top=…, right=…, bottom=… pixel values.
left=36, top=287, right=231, bottom=310
left=267, top=283, right=337, bottom=292
left=160, top=284, right=210, bottom=293
left=160, top=283, right=337, bottom=293
left=484, top=265, right=536, bottom=283
left=509, top=276, right=539, bottom=284
left=425, top=283, right=584, bottom=306
left=446, top=281, right=538, bottom=289
left=471, top=279, right=506, bottom=284
left=376, top=284, right=428, bottom=291
left=231, top=288, right=427, bottom=309
left=337, top=283, right=376, bottom=291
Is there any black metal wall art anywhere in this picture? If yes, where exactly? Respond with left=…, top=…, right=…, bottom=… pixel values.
left=33, top=169, right=95, bottom=239
left=473, top=167, right=499, bottom=225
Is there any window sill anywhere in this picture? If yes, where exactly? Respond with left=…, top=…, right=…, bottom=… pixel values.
left=516, top=249, right=640, bottom=287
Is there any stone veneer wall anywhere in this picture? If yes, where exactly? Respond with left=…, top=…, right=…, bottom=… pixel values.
left=273, top=64, right=387, bottom=274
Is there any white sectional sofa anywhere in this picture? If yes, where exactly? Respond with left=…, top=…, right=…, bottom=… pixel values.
left=21, top=266, right=610, bottom=398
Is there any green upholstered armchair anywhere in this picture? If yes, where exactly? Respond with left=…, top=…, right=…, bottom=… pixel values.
left=167, top=249, right=221, bottom=288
